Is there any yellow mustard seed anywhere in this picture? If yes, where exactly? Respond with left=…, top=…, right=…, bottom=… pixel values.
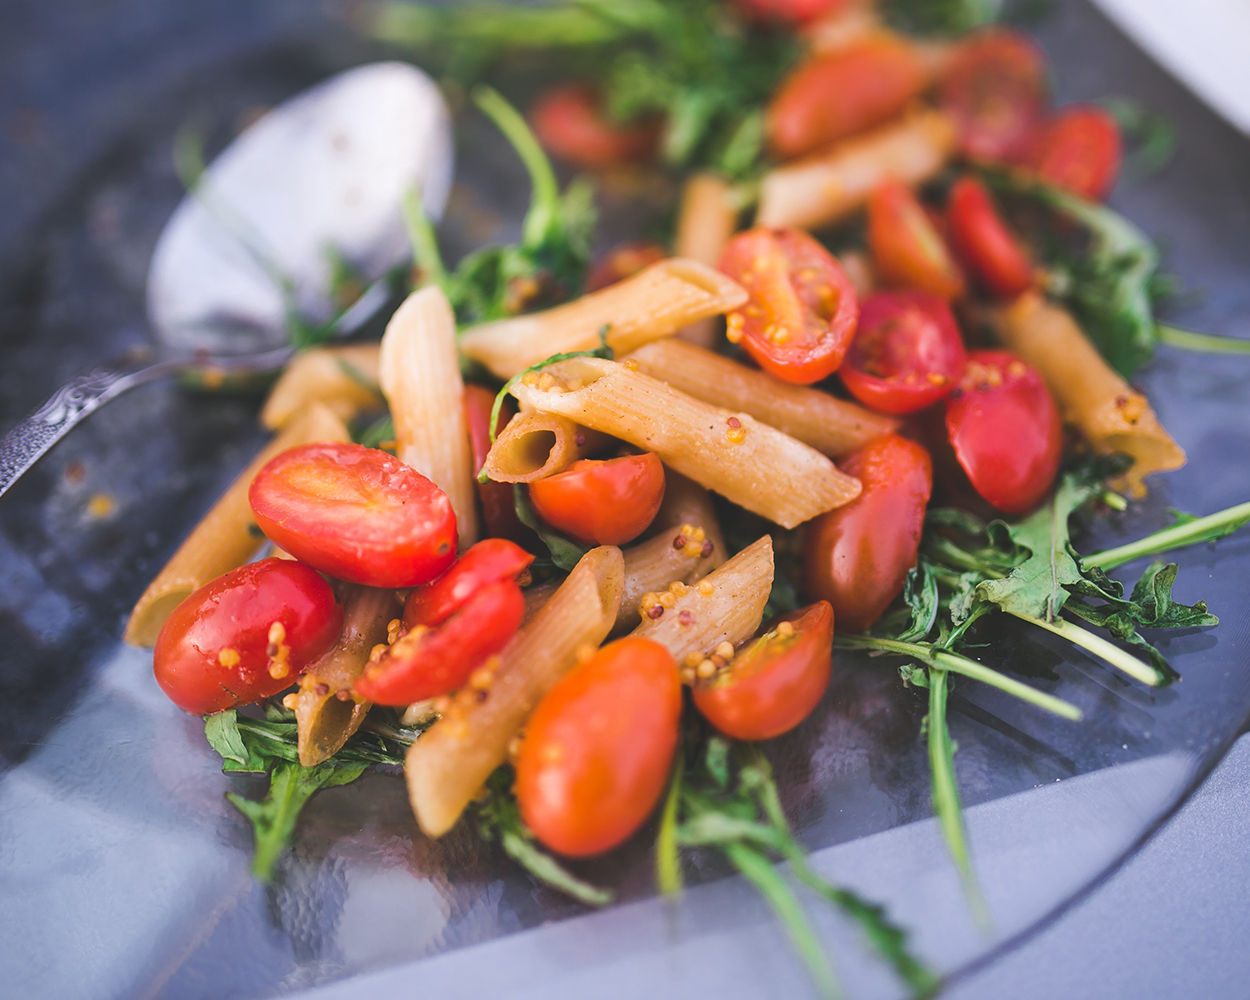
left=776, top=620, right=795, bottom=637
left=727, top=427, right=747, bottom=444
left=696, top=659, right=717, bottom=679
left=282, top=693, right=299, bottom=710
left=218, top=647, right=240, bottom=669
left=680, top=667, right=697, bottom=686
left=715, top=641, right=735, bottom=659
left=623, top=358, right=640, bottom=371
left=268, top=621, right=286, bottom=646
left=698, top=580, right=715, bottom=596
left=659, top=592, right=677, bottom=609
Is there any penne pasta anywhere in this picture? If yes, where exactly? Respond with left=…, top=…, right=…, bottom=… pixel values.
left=674, top=173, right=740, bottom=349
left=123, top=402, right=351, bottom=647
left=756, top=108, right=956, bottom=230
left=626, top=339, right=898, bottom=458
left=405, top=545, right=625, bottom=837
left=506, top=356, right=862, bottom=528
left=380, top=285, right=480, bottom=546
left=458, top=257, right=748, bottom=379
left=260, top=343, right=382, bottom=430
left=802, top=0, right=881, bottom=53
left=992, top=292, right=1186, bottom=497
left=480, top=411, right=610, bottom=483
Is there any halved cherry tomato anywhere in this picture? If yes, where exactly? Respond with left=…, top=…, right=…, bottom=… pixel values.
left=249, top=442, right=457, bottom=589
left=868, top=178, right=964, bottom=300
left=804, top=435, right=932, bottom=633
left=530, top=85, right=659, bottom=170
left=945, top=350, right=1062, bottom=514
left=529, top=452, right=665, bottom=546
left=1028, top=104, right=1122, bottom=201
left=719, top=227, right=859, bottom=384
left=736, top=0, right=848, bottom=26
left=464, top=384, right=530, bottom=544
left=945, top=175, right=1034, bottom=298
left=840, top=291, right=967, bottom=414
left=154, top=558, right=343, bottom=715
left=767, top=36, right=930, bottom=160
left=940, top=28, right=1048, bottom=162
left=587, top=241, right=668, bottom=292
left=404, top=538, right=533, bottom=629
left=354, top=579, right=524, bottom=705
left=516, top=637, right=681, bottom=857
left=693, top=601, right=833, bottom=741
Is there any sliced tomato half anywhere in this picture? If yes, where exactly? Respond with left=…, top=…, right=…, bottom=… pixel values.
left=868, top=178, right=964, bottom=300
left=1028, top=104, right=1122, bottom=201
left=404, top=538, right=534, bottom=629
left=945, top=175, right=1034, bottom=299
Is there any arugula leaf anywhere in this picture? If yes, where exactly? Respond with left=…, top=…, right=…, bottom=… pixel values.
left=1083, top=500, right=1250, bottom=571
left=883, top=0, right=1001, bottom=35
left=513, top=485, right=590, bottom=571
left=1099, top=96, right=1175, bottom=181
left=204, top=709, right=250, bottom=767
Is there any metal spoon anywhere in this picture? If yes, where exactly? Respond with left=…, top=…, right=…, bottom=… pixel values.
left=0, top=60, right=453, bottom=499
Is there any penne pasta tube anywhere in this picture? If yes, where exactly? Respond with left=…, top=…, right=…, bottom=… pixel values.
left=631, top=535, right=774, bottom=665
left=992, top=292, right=1186, bottom=498
left=380, top=285, right=480, bottom=547
left=405, top=545, right=625, bottom=837
left=802, top=0, right=881, bottom=53
left=508, top=357, right=861, bottom=528
left=756, top=108, right=956, bottom=230
left=480, top=411, right=610, bottom=483
left=124, top=402, right=350, bottom=647
left=674, top=173, right=740, bottom=349
left=295, top=585, right=400, bottom=766
left=626, top=339, right=899, bottom=458
left=260, top=343, right=381, bottom=430
left=458, top=258, right=748, bottom=379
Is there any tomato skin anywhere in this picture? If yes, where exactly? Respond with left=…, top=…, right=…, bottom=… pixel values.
left=941, top=29, right=1048, bottom=163
left=529, top=452, right=665, bottom=546
left=530, top=85, right=659, bottom=170
left=1028, top=104, right=1122, bottom=201
left=404, top=539, right=534, bottom=629
left=516, top=637, right=681, bottom=857
left=154, top=558, right=343, bottom=715
left=693, top=602, right=833, bottom=741
left=868, top=178, right=964, bottom=300
left=767, top=36, right=930, bottom=159
left=249, top=442, right=457, bottom=589
left=587, top=241, right=668, bottom=292
left=945, top=350, right=1062, bottom=514
left=354, top=579, right=524, bottom=705
left=719, top=227, right=859, bottom=384
left=840, top=291, right=967, bottom=415
left=464, top=384, right=531, bottom=546
left=946, top=176, right=1033, bottom=298
left=736, top=0, right=847, bottom=25
left=803, top=435, right=932, bottom=634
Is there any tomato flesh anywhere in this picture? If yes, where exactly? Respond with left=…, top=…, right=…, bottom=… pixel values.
left=404, top=538, right=534, bottom=629
left=719, top=227, right=859, bottom=384
left=840, top=291, right=967, bottom=415
left=529, top=452, right=665, bottom=546
left=587, top=241, right=668, bottom=292
left=530, top=85, right=658, bottom=170
left=945, top=175, right=1033, bottom=299
left=154, top=558, right=343, bottom=715
left=693, top=602, right=833, bottom=741
left=516, top=637, right=681, bottom=857
left=868, top=178, right=964, bottom=300
left=1028, top=104, right=1122, bottom=202
left=945, top=350, right=1062, bottom=514
left=804, top=435, right=933, bottom=633
left=249, top=442, right=457, bottom=589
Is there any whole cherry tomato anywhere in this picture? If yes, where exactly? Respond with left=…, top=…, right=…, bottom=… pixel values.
left=249, top=442, right=457, bottom=589
left=736, top=0, right=848, bottom=25
left=719, top=227, right=859, bottom=384
left=154, top=558, right=343, bottom=715
left=404, top=538, right=534, bottom=629
left=464, top=384, right=530, bottom=544
left=516, top=637, right=681, bottom=857
left=767, top=36, right=930, bottom=159
left=940, top=28, right=1048, bottom=163
left=1028, top=104, right=1122, bottom=201
left=804, top=435, right=932, bottom=633
left=945, top=350, right=1062, bottom=514
left=530, top=85, right=659, bottom=170
left=945, top=176, right=1034, bottom=298
left=529, top=452, right=665, bottom=546
left=868, top=178, right=965, bottom=300
left=586, top=241, right=668, bottom=292
left=840, top=291, right=967, bottom=414
left=354, top=579, right=524, bottom=705
left=693, top=601, right=833, bottom=741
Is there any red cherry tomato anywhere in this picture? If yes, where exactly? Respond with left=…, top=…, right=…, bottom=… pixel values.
left=840, top=291, right=967, bottom=415
left=464, top=384, right=530, bottom=544
left=767, top=36, right=930, bottom=159
left=945, top=350, right=1062, bottom=514
left=945, top=176, right=1034, bottom=298
left=941, top=28, right=1048, bottom=162
left=868, top=178, right=964, bottom=300
left=530, top=85, right=659, bottom=170
left=529, top=452, right=665, bottom=546
left=516, top=637, right=681, bottom=857
left=736, top=0, right=848, bottom=26
left=354, top=579, right=524, bottom=706
left=404, top=538, right=534, bottom=629
left=249, top=442, right=457, bottom=589
left=154, top=558, right=343, bottom=715
left=719, top=227, right=859, bottom=384
left=1028, top=104, right=1122, bottom=201
left=692, top=602, right=833, bottom=741
left=586, top=241, right=668, bottom=292
left=804, top=435, right=932, bottom=633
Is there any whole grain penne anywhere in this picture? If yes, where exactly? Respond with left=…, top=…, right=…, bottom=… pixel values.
left=405, top=545, right=625, bottom=837
left=480, top=411, right=610, bottom=483
left=626, top=339, right=898, bottom=458
left=123, top=402, right=351, bottom=647
left=260, top=343, right=382, bottom=430
left=992, top=292, right=1186, bottom=497
left=756, top=108, right=956, bottom=230
left=674, top=173, right=740, bottom=349
left=458, top=258, right=748, bottom=379
left=380, top=285, right=479, bottom=546
left=506, top=357, right=861, bottom=528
